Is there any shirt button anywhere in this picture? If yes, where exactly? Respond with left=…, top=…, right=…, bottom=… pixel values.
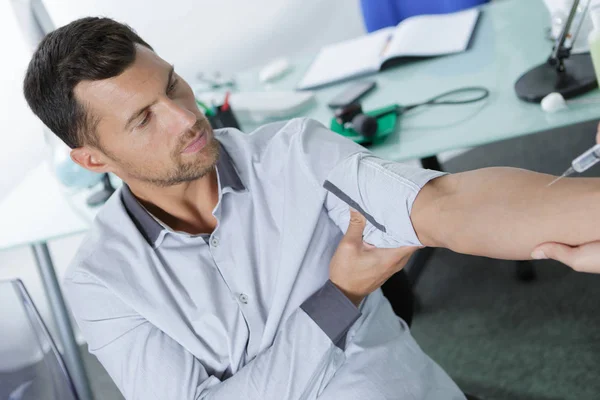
left=239, top=293, right=249, bottom=304
left=210, top=237, right=220, bottom=247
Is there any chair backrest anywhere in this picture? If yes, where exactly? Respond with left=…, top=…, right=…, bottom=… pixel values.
left=360, top=0, right=490, bottom=33
left=380, top=270, right=414, bottom=326
left=0, top=279, right=78, bottom=400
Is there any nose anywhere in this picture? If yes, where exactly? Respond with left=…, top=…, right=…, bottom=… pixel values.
left=162, top=97, right=197, bottom=136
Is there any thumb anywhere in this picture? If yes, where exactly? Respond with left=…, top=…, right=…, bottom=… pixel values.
left=343, top=209, right=366, bottom=244
left=531, top=243, right=575, bottom=265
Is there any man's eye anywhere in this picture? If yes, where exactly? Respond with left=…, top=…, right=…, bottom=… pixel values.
left=138, top=112, right=152, bottom=128
left=167, top=79, right=178, bottom=95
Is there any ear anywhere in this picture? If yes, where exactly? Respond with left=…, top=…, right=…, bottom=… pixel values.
left=70, top=147, right=111, bottom=174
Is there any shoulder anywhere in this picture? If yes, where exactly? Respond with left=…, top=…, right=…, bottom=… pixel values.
left=214, top=117, right=316, bottom=153
left=215, top=117, right=363, bottom=164
left=63, top=188, right=151, bottom=291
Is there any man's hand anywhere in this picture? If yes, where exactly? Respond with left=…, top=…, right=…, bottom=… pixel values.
left=529, top=122, right=600, bottom=274
left=329, top=210, right=420, bottom=306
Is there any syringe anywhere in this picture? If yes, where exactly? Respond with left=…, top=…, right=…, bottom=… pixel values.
left=548, top=144, right=600, bottom=186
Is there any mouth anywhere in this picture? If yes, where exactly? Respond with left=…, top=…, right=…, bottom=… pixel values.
left=181, top=130, right=208, bottom=154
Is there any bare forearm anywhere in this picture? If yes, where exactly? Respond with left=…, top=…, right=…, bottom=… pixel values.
left=412, top=167, right=600, bottom=260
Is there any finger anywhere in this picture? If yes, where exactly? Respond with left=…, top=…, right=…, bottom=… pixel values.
left=390, top=245, right=423, bottom=257
left=596, top=124, right=600, bottom=145
left=390, top=249, right=421, bottom=272
left=531, top=243, right=576, bottom=265
left=343, top=209, right=366, bottom=244
left=377, top=246, right=421, bottom=264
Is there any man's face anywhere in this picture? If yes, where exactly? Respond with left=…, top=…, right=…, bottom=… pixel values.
left=73, top=45, right=219, bottom=187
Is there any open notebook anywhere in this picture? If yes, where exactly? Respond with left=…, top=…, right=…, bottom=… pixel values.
left=297, top=8, right=481, bottom=90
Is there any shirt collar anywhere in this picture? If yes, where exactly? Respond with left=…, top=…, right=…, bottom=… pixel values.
left=121, top=142, right=245, bottom=247
left=216, top=142, right=245, bottom=193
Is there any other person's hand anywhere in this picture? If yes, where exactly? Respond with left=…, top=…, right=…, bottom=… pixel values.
left=329, top=210, right=420, bottom=306
left=530, top=123, right=600, bottom=273
left=531, top=242, right=600, bottom=274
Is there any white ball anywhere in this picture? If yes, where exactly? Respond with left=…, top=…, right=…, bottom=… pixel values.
left=541, top=92, right=568, bottom=113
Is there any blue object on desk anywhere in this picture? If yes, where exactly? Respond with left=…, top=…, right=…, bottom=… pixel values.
left=54, top=155, right=103, bottom=189
left=360, top=0, right=489, bottom=32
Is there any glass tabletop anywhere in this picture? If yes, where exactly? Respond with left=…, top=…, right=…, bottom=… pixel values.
left=0, top=163, right=98, bottom=251
left=233, top=0, right=600, bottom=162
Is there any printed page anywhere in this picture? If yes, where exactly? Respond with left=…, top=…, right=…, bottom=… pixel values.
left=297, top=27, right=394, bottom=90
left=384, top=8, right=480, bottom=59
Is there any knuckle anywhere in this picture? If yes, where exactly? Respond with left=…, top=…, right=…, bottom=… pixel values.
left=349, top=216, right=362, bottom=224
left=338, top=241, right=356, bottom=252
left=349, top=210, right=364, bottom=223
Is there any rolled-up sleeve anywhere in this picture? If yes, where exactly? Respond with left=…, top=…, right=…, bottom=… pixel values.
left=294, top=118, right=446, bottom=247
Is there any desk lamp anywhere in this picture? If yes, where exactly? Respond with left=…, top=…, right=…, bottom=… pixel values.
left=515, top=0, right=596, bottom=102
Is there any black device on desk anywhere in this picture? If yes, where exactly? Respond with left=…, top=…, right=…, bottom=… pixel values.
left=86, top=173, right=116, bottom=207
left=331, top=86, right=490, bottom=144
left=207, top=105, right=240, bottom=130
left=327, top=80, right=377, bottom=109
left=200, top=92, right=241, bottom=130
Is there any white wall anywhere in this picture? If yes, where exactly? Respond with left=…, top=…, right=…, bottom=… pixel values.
left=0, top=1, right=46, bottom=200
left=42, top=0, right=366, bottom=82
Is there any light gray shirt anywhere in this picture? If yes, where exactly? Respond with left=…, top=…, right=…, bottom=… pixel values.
left=64, top=118, right=464, bottom=400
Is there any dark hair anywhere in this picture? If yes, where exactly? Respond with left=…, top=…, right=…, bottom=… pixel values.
left=23, top=17, right=153, bottom=148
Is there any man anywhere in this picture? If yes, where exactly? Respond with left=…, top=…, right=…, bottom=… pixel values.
left=23, top=17, right=600, bottom=400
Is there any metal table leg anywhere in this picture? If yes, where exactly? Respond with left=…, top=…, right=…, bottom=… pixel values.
left=31, top=242, right=94, bottom=400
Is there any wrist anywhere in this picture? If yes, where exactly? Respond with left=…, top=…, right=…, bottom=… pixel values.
left=330, top=281, right=363, bottom=307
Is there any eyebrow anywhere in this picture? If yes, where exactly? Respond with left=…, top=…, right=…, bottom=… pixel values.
left=124, top=65, right=175, bottom=130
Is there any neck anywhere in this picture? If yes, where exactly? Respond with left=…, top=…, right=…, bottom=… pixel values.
left=127, top=169, right=219, bottom=235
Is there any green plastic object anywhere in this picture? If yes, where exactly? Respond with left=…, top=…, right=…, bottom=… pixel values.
left=330, top=104, right=399, bottom=144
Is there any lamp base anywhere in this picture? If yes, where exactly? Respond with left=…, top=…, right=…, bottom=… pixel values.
left=514, top=53, right=597, bottom=103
